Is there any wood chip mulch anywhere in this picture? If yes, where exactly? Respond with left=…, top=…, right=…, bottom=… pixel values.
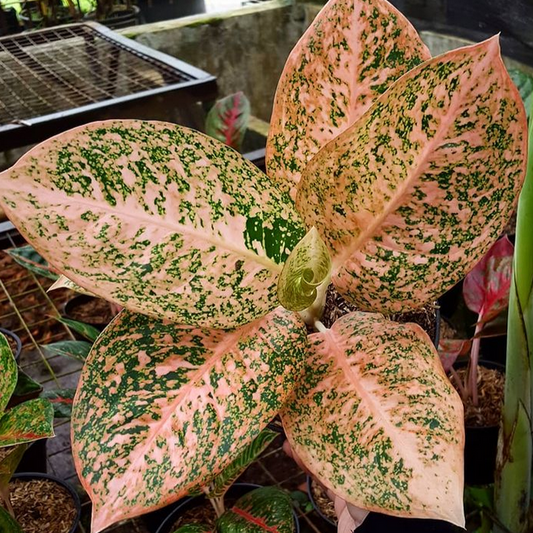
left=453, top=366, right=505, bottom=427
left=7, top=478, right=77, bottom=533
left=311, top=480, right=337, bottom=524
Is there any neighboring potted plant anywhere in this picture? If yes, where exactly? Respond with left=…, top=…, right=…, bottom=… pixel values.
left=83, top=0, right=140, bottom=28
left=0, top=1, right=527, bottom=532
left=438, top=236, right=513, bottom=484
left=0, top=332, right=80, bottom=533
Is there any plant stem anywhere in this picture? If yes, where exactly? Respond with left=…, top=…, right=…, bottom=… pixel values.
left=314, top=320, right=327, bottom=333
left=449, top=366, right=467, bottom=400
left=299, top=278, right=329, bottom=327
left=208, top=495, right=225, bottom=518
left=0, top=487, right=14, bottom=518
left=467, top=316, right=483, bottom=406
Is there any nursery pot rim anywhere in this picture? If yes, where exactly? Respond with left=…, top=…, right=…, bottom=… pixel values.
left=454, top=359, right=505, bottom=431
left=10, top=472, right=81, bottom=533
left=155, top=482, right=300, bottom=533
left=0, top=327, right=22, bottom=361
left=306, top=476, right=336, bottom=528
left=63, top=293, right=109, bottom=330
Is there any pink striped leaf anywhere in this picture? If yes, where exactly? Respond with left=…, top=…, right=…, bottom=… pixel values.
left=266, top=0, right=431, bottom=197
left=206, top=92, right=251, bottom=151
left=72, top=307, right=308, bottom=532
left=296, top=37, right=527, bottom=314
left=217, top=487, right=295, bottom=533
left=281, top=312, right=465, bottom=526
left=463, top=236, right=514, bottom=324
left=0, top=120, right=305, bottom=329
left=437, top=339, right=472, bottom=372
left=0, top=333, right=17, bottom=414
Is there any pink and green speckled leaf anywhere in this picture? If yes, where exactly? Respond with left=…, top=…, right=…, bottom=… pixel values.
left=0, top=120, right=305, bottom=329
left=0, top=333, right=17, bottom=414
left=281, top=312, right=465, bottom=525
left=72, top=307, right=308, bottom=532
left=217, top=487, right=295, bottom=533
left=437, top=339, right=472, bottom=372
left=296, top=37, right=527, bottom=314
left=463, top=236, right=514, bottom=325
left=0, top=399, right=54, bottom=448
left=266, top=0, right=430, bottom=197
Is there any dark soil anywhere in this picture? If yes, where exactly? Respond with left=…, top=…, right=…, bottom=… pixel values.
left=320, top=285, right=437, bottom=341
left=7, top=478, right=77, bottom=533
left=67, top=297, right=115, bottom=325
left=170, top=495, right=240, bottom=531
left=452, top=366, right=505, bottom=427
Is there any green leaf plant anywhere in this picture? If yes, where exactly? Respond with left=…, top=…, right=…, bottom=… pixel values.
left=0, top=0, right=527, bottom=531
left=494, top=92, right=533, bottom=533
left=0, top=333, right=54, bottom=526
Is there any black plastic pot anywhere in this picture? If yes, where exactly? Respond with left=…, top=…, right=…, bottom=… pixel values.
left=136, top=0, right=205, bottom=23
left=307, top=477, right=463, bottom=533
left=10, top=473, right=81, bottom=533
left=63, top=294, right=111, bottom=331
left=153, top=483, right=299, bottom=533
left=462, top=360, right=505, bottom=486
left=16, top=439, right=48, bottom=474
left=479, top=334, right=507, bottom=366
left=0, top=327, right=22, bottom=361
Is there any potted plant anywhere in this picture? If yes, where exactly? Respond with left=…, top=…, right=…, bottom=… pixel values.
left=84, top=0, right=140, bottom=28
left=0, top=0, right=527, bottom=531
left=0, top=332, right=81, bottom=533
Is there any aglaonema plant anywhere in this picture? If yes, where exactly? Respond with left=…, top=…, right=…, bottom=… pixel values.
left=0, top=333, right=54, bottom=527
left=495, top=98, right=533, bottom=533
left=438, top=236, right=514, bottom=400
left=0, top=0, right=527, bottom=531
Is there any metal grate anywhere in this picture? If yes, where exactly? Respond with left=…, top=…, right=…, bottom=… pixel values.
left=0, top=24, right=192, bottom=125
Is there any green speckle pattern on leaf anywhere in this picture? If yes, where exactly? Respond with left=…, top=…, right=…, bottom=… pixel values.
left=296, top=37, right=527, bottom=313
left=282, top=312, right=465, bottom=526
left=0, top=120, right=305, bottom=329
left=72, top=307, right=309, bottom=532
left=0, top=334, right=17, bottom=414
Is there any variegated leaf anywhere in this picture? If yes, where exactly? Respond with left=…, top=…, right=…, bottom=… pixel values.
left=218, top=487, right=295, bottom=533
left=42, top=340, right=93, bottom=362
left=49, top=274, right=92, bottom=296
left=72, top=307, right=308, bottom=532
left=5, top=245, right=59, bottom=280
left=463, top=236, right=514, bottom=324
left=0, top=398, right=54, bottom=447
left=0, top=505, right=23, bottom=533
left=0, top=120, right=305, bottom=329
left=277, top=227, right=331, bottom=312
left=0, top=334, right=17, bottom=414
left=266, top=0, right=431, bottom=197
left=0, top=444, right=27, bottom=490
left=41, top=389, right=76, bottom=418
left=56, top=318, right=100, bottom=343
left=206, top=92, right=251, bottom=151
left=207, top=428, right=278, bottom=499
left=296, top=37, right=527, bottom=314
left=281, top=312, right=465, bottom=525
left=437, top=339, right=471, bottom=372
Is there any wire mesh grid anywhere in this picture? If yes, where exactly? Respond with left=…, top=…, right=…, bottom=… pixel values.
left=0, top=226, right=82, bottom=390
left=0, top=24, right=193, bottom=125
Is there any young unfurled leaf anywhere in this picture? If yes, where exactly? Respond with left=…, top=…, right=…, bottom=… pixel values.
left=277, top=227, right=331, bottom=312
left=217, top=487, right=295, bottom=533
left=42, top=340, right=93, bottom=362
left=5, top=245, right=59, bottom=280
left=41, top=389, right=76, bottom=419
left=0, top=120, right=305, bottom=329
left=437, top=339, right=472, bottom=372
left=0, top=334, right=17, bottom=413
left=463, top=236, right=514, bottom=325
left=206, top=428, right=278, bottom=499
left=48, top=275, right=93, bottom=296
left=267, top=0, right=431, bottom=196
left=72, top=308, right=308, bottom=532
left=296, top=37, right=526, bottom=315
left=56, top=318, right=100, bottom=343
left=282, top=312, right=465, bottom=526
left=0, top=398, right=54, bottom=447
left=206, top=92, right=251, bottom=151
